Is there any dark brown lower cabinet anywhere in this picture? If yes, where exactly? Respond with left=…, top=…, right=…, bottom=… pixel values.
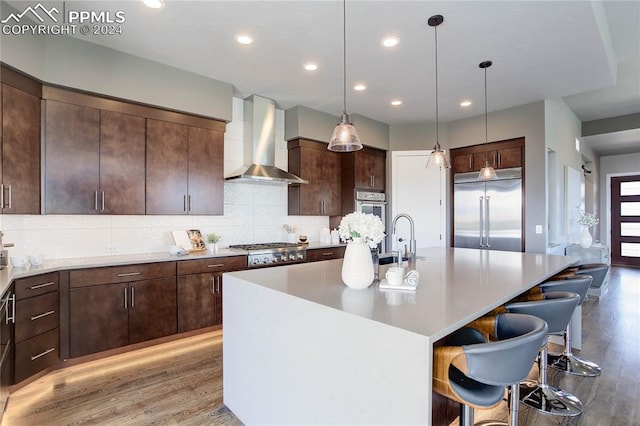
left=176, top=256, right=246, bottom=333
left=176, top=272, right=225, bottom=332
left=69, top=277, right=176, bottom=358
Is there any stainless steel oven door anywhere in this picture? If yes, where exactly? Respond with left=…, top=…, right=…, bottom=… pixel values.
left=355, top=200, right=386, bottom=253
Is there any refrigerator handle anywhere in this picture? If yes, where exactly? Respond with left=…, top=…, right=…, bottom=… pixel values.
left=486, top=195, right=491, bottom=248
left=479, top=196, right=484, bottom=247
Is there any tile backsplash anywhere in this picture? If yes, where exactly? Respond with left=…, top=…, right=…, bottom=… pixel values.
left=0, top=97, right=329, bottom=260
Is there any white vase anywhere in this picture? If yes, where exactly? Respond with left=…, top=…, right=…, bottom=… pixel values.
left=580, top=227, right=593, bottom=248
left=206, top=243, right=219, bottom=253
left=341, top=238, right=374, bottom=289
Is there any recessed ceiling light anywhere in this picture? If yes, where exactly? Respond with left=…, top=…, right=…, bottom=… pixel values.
left=382, top=37, right=399, bottom=48
left=235, top=34, right=254, bottom=45
left=390, top=100, right=402, bottom=106
left=354, top=84, right=366, bottom=91
left=460, top=100, right=472, bottom=107
left=304, top=63, right=318, bottom=71
left=142, top=0, right=163, bottom=8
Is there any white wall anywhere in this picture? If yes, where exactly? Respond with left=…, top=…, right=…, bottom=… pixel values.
left=599, top=152, right=640, bottom=247
left=1, top=98, right=328, bottom=260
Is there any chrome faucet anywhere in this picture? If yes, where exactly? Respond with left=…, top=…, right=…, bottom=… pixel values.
left=392, top=213, right=416, bottom=261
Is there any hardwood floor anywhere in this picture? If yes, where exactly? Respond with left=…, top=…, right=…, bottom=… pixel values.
left=4, top=266, right=639, bottom=425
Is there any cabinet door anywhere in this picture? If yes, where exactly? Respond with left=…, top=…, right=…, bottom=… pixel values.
left=187, top=127, right=224, bottom=215
left=497, top=146, right=522, bottom=169
left=451, top=154, right=473, bottom=174
left=44, top=100, right=100, bottom=214
left=128, top=277, right=177, bottom=344
left=306, top=247, right=346, bottom=262
left=146, top=119, right=189, bottom=214
left=1, top=84, right=41, bottom=214
left=473, top=150, right=497, bottom=171
left=177, top=273, right=215, bottom=333
left=355, top=148, right=385, bottom=190
left=69, top=282, right=129, bottom=358
left=321, top=151, right=342, bottom=216
left=99, top=110, right=146, bottom=214
left=299, top=147, right=323, bottom=215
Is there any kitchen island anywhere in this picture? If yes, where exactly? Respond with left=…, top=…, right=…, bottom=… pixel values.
left=223, top=247, right=578, bottom=425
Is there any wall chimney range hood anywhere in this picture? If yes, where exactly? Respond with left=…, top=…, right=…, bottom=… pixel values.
left=225, top=95, right=308, bottom=185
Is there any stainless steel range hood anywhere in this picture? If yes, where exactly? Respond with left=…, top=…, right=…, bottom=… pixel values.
left=225, top=95, right=308, bottom=185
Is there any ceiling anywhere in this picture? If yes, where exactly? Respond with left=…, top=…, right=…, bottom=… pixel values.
left=3, top=1, right=639, bottom=155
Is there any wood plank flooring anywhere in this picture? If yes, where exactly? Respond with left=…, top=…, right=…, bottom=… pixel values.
left=4, top=266, right=639, bottom=425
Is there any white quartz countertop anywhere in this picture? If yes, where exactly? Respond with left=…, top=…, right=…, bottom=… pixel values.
left=0, top=242, right=345, bottom=295
left=226, top=247, right=580, bottom=341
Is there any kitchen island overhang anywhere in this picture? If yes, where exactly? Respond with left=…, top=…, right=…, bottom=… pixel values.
left=223, top=247, right=579, bottom=425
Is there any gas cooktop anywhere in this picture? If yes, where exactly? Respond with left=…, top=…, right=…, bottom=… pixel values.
left=228, top=242, right=303, bottom=251
left=228, top=242, right=307, bottom=267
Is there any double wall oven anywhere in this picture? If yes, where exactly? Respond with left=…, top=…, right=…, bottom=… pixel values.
left=354, top=190, right=386, bottom=253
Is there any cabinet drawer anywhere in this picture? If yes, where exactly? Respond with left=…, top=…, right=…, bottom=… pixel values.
left=70, top=262, right=176, bottom=288
left=306, top=247, right=346, bottom=262
left=16, top=292, right=59, bottom=343
left=15, top=328, right=59, bottom=383
left=177, top=256, right=247, bottom=275
left=15, top=272, right=59, bottom=300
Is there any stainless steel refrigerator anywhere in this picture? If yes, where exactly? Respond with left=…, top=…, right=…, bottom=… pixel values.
left=453, top=167, right=523, bottom=252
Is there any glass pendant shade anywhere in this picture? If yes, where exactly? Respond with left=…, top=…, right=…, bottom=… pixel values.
left=479, top=161, right=498, bottom=180
left=426, top=142, right=451, bottom=169
left=328, top=112, right=363, bottom=152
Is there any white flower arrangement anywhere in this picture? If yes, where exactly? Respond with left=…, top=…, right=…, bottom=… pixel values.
left=338, top=211, right=385, bottom=249
left=576, top=208, right=599, bottom=228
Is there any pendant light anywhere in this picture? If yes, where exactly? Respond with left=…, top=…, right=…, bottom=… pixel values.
left=328, top=0, right=363, bottom=152
left=478, top=60, right=497, bottom=180
left=425, top=14, right=451, bottom=170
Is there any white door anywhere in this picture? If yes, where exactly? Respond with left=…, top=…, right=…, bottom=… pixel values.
left=390, top=151, right=447, bottom=251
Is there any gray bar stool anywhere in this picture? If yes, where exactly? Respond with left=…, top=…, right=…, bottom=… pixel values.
left=433, top=313, right=547, bottom=426
left=576, top=263, right=609, bottom=296
left=539, top=275, right=601, bottom=377
left=505, top=291, right=583, bottom=417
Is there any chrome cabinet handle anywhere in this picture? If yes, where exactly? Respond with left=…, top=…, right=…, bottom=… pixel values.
left=30, top=281, right=55, bottom=290
left=31, top=310, right=55, bottom=321
left=31, top=347, right=55, bottom=361
left=497, top=152, right=501, bottom=168
left=101, top=190, right=105, bottom=212
left=469, top=156, right=472, bottom=170
left=207, top=264, right=224, bottom=268
left=211, top=277, right=215, bottom=294
left=131, top=287, right=135, bottom=308
left=188, top=195, right=192, bottom=212
left=0, top=184, right=4, bottom=209
left=6, top=185, right=11, bottom=209
left=322, top=252, right=333, bottom=256
left=94, top=190, right=99, bottom=211
left=117, top=272, right=141, bottom=277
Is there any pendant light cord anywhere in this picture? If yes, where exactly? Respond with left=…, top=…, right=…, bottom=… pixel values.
left=342, top=0, right=347, bottom=114
left=434, top=22, right=439, bottom=148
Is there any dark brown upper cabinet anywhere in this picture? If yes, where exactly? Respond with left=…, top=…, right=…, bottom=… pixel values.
left=1, top=70, right=42, bottom=214
left=287, top=138, right=342, bottom=216
left=44, top=100, right=146, bottom=214
left=340, top=146, right=386, bottom=214
left=450, top=138, right=524, bottom=174
left=146, top=119, right=224, bottom=215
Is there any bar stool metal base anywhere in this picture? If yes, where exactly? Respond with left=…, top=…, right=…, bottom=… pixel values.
left=548, top=353, right=602, bottom=377
left=519, top=380, right=583, bottom=416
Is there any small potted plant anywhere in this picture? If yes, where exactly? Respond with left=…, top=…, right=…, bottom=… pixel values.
left=205, top=233, right=221, bottom=253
